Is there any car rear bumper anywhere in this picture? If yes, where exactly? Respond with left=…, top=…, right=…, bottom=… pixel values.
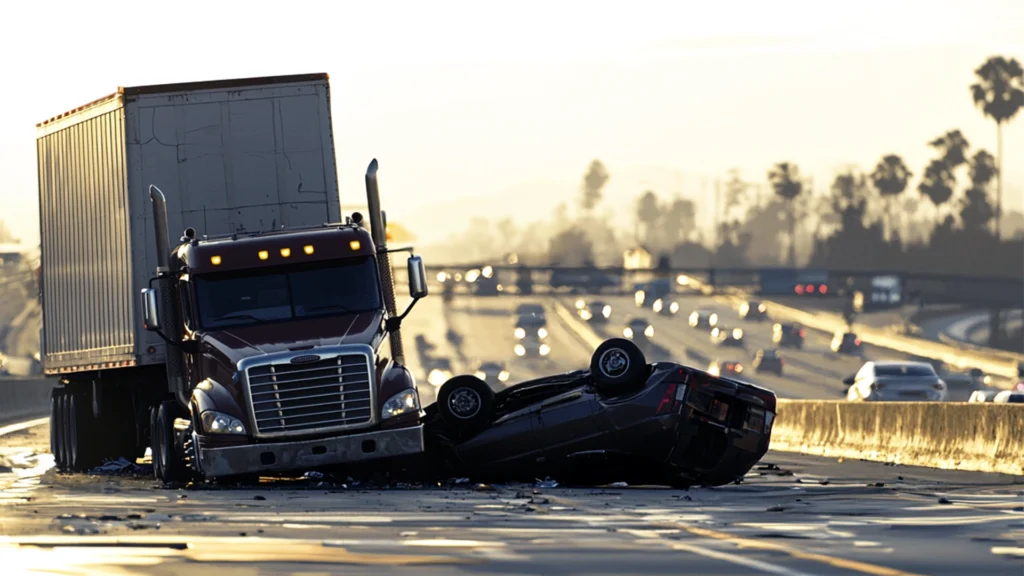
left=198, top=424, right=425, bottom=478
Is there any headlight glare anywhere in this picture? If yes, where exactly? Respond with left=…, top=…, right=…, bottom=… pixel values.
left=383, top=389, right=420, bottom=419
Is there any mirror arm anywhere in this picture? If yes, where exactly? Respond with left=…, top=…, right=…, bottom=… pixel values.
left=385, top=295, right=423, bottom=333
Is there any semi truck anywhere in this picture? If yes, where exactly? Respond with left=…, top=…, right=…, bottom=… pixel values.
left=37, top=73, right=430, bottom=483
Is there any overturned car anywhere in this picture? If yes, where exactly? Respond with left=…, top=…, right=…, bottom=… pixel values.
left=424, top=338, right=776, bottom=488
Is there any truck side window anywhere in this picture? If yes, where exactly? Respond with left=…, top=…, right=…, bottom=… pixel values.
left=179, top=281, right=195, bottom=331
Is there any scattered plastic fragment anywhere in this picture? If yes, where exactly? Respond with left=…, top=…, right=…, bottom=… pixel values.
left=535, top=477, right=558, bottom=488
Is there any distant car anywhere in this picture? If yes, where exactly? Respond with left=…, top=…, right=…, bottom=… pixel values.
left=651, top=297, right=680, bottom=316
left=831, top=332, right=863, bottom=355
left=969, top=390, right=997, bottom=403
left=514, top=304, right=549, bottom=340
left=772, top=323, right=805, bottom=349
left=711, top=326, right=745, bottom=348
left=688, top=310, right=719, bottom=329
left=707, top=359, right=745, bottom=378
left=514, top=338, right=551, bottom=358
left=634, top=279, right=673, bottom=309
left=992, top=390, right=1024, bottom=404
left=752, top=348, right=783, bottom=375
left=623, top=317, right=655, bottom=342
left=474, top=362, right=511, bottom=385
left=576, top=299, right=612, bottom=324
left=738, top=301, right=768, bottom=321
left=845, top=361, right=947, bottom=402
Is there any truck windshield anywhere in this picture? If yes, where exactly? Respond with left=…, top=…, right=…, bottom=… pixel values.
left=194, top=257, right=380, bottom=330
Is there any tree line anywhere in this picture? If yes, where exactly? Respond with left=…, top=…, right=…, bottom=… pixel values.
left=428, top=55, right=1024, bottom=278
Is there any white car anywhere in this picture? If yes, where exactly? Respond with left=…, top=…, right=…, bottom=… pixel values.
left=845, top=361, right=947, bottom=402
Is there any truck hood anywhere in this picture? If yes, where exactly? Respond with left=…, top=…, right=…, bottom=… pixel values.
left=202, top=311, right=383, bottom=366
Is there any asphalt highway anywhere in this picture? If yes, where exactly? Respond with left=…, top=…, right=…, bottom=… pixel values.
left=1, top=292, right=1022, bottom=574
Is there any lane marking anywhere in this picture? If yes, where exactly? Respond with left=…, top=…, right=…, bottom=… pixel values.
left=0, top=417, right=49, bottom=438
left=619, top=528, right=815, bottom=576
left=545, top=494, right=924, bottom=576
left=549, top=299, right=603, bottom=351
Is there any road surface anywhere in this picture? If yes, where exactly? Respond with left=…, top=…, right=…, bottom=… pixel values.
left=2, top=293, right=1022, bottom=574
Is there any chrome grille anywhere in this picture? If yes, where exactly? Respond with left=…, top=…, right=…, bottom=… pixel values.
left=245, top=352, right=374, bottom=436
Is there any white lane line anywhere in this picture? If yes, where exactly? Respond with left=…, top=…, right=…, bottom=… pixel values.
left=549, top=300, right=603, bottom=351
left=0, top=417, right=49, bottom=438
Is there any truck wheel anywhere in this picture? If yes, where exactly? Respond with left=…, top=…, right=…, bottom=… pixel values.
left=50, top=389, right=64, bottom=470
left=153, top=401, right=190, bottom=485
left=437, top=376, right=494, bottom=435
left=590, top=338, right=647, bottom=395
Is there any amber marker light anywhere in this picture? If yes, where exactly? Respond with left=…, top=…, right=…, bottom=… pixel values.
left=258, top=250, right=269, bottom=260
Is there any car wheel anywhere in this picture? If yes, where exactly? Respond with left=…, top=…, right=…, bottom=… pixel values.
left=437, top=375, right=495, bottom=435
left=590, top=338, right=647, bottom=394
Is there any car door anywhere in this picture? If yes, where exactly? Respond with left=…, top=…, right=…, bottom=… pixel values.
left=531, top=388, right=605, bottom=462
left=455, top=404, right=542, bottom=474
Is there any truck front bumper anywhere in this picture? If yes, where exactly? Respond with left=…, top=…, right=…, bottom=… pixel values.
left=198, top=424, right=425, bottom=478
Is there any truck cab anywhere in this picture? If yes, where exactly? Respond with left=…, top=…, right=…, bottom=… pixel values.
left=142, top=165, right=430, bottom=482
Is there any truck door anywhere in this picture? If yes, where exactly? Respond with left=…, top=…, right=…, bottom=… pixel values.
left=178, top=279, right=199, bottom=388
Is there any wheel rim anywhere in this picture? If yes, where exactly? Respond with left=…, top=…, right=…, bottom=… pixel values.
left=448, top=388, right=482, bottom=420
left=599, top=348, right=630, bottom=378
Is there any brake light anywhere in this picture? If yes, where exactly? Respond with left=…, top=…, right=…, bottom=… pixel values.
left=854, top=338, right=862, bottom=346
left=656, top=382, right=678, bottom=414
left=799, top=329, right=806, bottom=337
left=794, top=285, right=804, bottom=295
left=806, top=284, right=815, bottom=293
left=819, top=284, right=828, bottom=294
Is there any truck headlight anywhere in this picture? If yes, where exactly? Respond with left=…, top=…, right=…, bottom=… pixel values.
left=539, top=344, right=551, bottom=356
left=383, top=389, right=420, bottom=419
left=201, top=411, right=246, bottom=435
left=537, top=327, right=548, bottom=339
left=514, top=327, right=526, bottom=339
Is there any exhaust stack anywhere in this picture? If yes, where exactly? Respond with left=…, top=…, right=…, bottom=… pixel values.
left=149, top=185, right=189, bottom=408
left=365, top=160, right=405, bottom=365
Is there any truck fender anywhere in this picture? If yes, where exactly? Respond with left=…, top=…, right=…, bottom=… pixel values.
left=190, top=378, right=246, bottom=426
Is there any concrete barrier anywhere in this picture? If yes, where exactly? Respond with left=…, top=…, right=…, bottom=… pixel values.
left=770, top=399, right=1024, bottom=476
left=0, top=377, right=55, bottom=426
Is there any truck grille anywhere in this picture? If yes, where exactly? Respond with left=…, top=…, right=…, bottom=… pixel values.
left=245, top=352, right=374, bottom=436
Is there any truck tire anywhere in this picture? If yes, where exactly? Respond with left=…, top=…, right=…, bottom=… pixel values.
left=437, top=376, right=494, bottom=436
left=49, top=389, right=64, bottom=470
left=590, top=338, right=647, bottom=395
left=152, top=401, right=190, bottom=485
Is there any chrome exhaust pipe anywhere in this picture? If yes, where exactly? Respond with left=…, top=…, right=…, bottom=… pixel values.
left=149, top=185, right=188, bottom=409
left=365, top=160, right=405, bottom=366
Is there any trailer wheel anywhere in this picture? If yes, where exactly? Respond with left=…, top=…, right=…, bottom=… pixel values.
left=590, top=338, right=647, bottom=395
left=153, top=401, right=190, bottom=485
left=50, top=389, right=64, bottom=470
left=59, top=392, right=72, bottom=471
left=437, top=376, right=494, bottom=435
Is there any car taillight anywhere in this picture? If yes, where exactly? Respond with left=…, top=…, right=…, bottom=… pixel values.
left=656, top=382, right=687, bottom=415
left=854, top=338, right=862, bottom=346
left=799, top=329, right=806, bottom=337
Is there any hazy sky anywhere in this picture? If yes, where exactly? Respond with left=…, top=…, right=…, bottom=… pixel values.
left=1, top=0, right=1022, bottom=246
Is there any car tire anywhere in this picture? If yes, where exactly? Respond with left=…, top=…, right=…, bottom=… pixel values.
left=437, top=376, right=495, bottom=435
left=590, top=338, right=647, bottom=395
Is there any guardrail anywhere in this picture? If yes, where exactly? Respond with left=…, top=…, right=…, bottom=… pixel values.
left=770, top=399, right=1024, bottom=476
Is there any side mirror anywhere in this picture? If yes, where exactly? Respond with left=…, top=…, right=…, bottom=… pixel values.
left=141, top=288, right=161, bottom=331
left=407, top=255, right=428, bottom=299
left=842, top=375, right=855, bottom=386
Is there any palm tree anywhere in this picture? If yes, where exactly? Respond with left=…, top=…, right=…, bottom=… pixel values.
left=928, top=130, right=971, bottom=170
left=970, top=56, right=1024, bottom=238
left=870, top=154, right=912, bottom=242
left=767, top=162, right=804, bottom=266
left=918, top=160, right=956, bottom=210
